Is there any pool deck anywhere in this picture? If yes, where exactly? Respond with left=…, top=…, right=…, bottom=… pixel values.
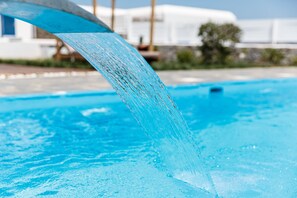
left=1, top=64, right=297, bottom=96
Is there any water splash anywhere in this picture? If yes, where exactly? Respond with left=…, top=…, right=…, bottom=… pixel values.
left=56, top=32, right=217, bottom=194
left=0, top=0, right=217, bottom=194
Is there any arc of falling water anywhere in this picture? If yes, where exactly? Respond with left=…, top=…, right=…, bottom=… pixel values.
left=0, top=0, right=218, bottom=196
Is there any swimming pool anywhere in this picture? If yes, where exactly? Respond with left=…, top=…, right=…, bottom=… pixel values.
left=1, top=78, right=297, bottom=197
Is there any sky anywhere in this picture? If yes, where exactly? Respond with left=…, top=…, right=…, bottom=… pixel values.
left=72, top=0, right=297, bottom=19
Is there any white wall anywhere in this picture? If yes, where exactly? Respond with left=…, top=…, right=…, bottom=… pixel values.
left=0, top=39, right=56, bottom=59
left=238, top=19, right=297, bottom=44
left=277, top=19, right=297, bottom=43
left=126, top=5, right=236, bottom=46
left=15, top=19, right=34, bottom=40
left=0, top=17, right=56, bottom=59
left=0, top=17, right=34, bottom=40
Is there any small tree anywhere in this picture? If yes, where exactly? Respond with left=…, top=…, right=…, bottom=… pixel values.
left=198, top=22, right=242, bottom=65
left=261, top=48, right=284, bottom=65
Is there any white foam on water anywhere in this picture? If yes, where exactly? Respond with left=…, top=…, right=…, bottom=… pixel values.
left=81, top=108, right=110, bottom=117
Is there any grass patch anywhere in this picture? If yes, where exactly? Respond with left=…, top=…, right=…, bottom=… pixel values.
left=0, top=58, right=94, bottom=70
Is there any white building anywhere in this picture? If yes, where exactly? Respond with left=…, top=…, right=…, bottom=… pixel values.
left=80, top=4, right=237, bottom=45
left=0, top=5, right=236, bottom=59
left=0, top=4, right=297, bottom=59
left=237, top=18, right=297, bottom=49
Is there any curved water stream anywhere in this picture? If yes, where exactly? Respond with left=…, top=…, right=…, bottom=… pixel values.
left=0, top=0, right=217, bottom=195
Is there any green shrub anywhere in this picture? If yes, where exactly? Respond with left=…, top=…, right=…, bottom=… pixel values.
left=198, top=22, right=242, bottom=65
left=151, top=60, right=254, bottom=71
left=151, top=61, right=193, bottom=70
left=290, top=56, right=297, bottom=65
left=0, top=58, right=94, bottom=69
left=176, top=49, right=196, bottom=63
left=261, top=49, right=284, bottom=65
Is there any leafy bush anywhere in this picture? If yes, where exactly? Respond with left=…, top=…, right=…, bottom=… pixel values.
left=176, top=49, right=196, bottom=63
left=291, top=56, right=297, bottom=65
left=261, top=49, right=284, bottom=65
left=151, top=60, right=254, bottom=71
left=151, top=61, right=193, bottom=70
left=198, top=22, right=242, bottom=65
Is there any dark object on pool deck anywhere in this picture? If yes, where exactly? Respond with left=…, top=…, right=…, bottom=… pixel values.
left=210, top=86, right=224, bottom=94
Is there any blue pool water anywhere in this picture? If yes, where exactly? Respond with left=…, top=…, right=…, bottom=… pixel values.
left=0, top=1, right=216, bottom=195
left=1, top=78, right=297, bottom=197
